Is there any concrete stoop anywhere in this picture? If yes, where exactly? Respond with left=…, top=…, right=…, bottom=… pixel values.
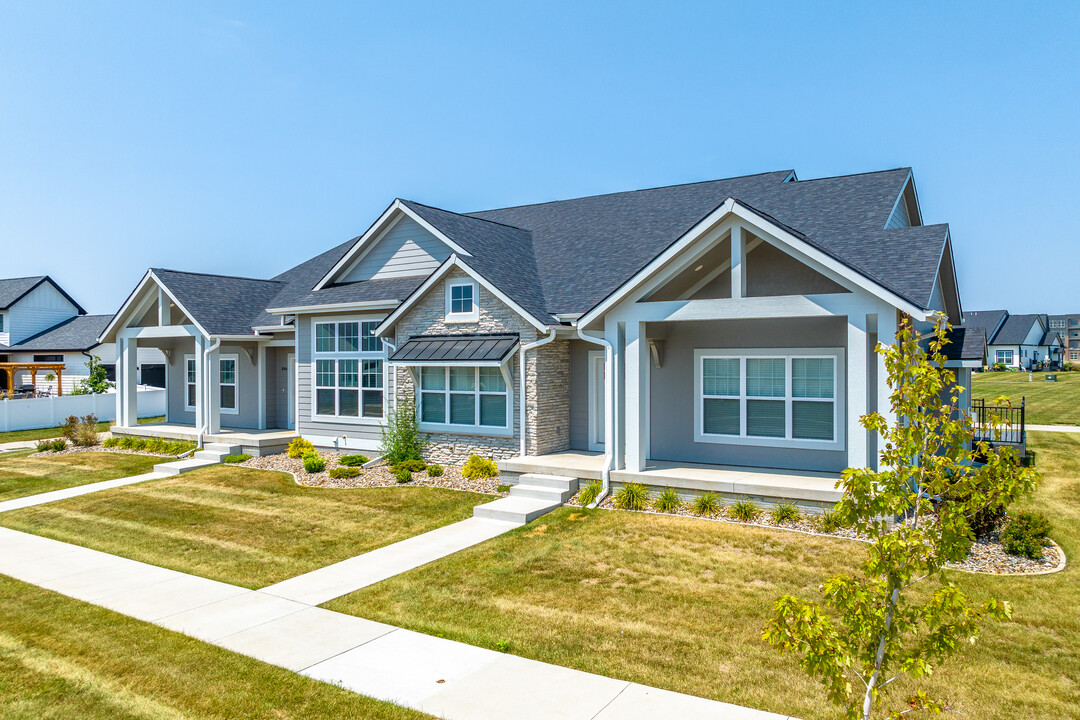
left=155, top=443, right=239, bottom=476
left=473, top=473, right=579, bottom=524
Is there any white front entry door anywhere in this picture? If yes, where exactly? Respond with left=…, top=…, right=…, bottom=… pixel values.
left=588, top=350, right=605, bottom=451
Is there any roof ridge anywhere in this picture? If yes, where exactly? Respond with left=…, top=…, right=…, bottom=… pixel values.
left=0, top=274, right=47, bottom=282
left=152, top=268, right=284, bottom=285
left=401, top=199, right=531, bottom=233
left=788, top=167, right=911, bottom=183
left=464, top=170, right=793, bottom=215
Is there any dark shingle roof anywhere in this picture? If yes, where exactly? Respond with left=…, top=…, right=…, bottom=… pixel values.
left=5, top=314, right=112, bottom=351
left=940, top=327, right=986, bottom=362
left=1042, top=330, right=1062, bottom=346
left=389, top=334, right=519, bottom=363
left=153, top=269, right=285, bottom=336
left=0, top=276, right=86, bottom=313
left=992, top=313, right=1044, bottom=345
left=962, top=310, right=1009, bottom=342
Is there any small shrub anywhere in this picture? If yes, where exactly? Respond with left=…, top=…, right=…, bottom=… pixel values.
left=60, top=415, right=80, bottom=443
left=731, top=498, right=760, bottom=522
left=462, top=454, right=499, bottom=480
left=577, top=479, right=602, bottom=506
left=287, top=437, right=315, bottom=458
left=497, top=484, right=512, bottom=493
left=222, top=454, right=251, bottom=464
left=380, top=404, right=427, bottom=465
left=102, top=437, right=120, bottom=448
left=75, top=414, right=99, bottom=447
left=692, top=492, right=721, bottom=516
left=329, top=466, right=360, bottom=479
left=426, top=463, right=444, bottom=477
left=653, top=487, right=683, bottom=513
left=302, top=451, right=325, bottom=474
left=614, top=482, right=648, bottom=511
left=816, top=506, right=844, bottom=533
left=770, top=500, right=802, bottom=524
left=36, top=438, right=66, bottom=452
left=495, top=638, right=511, bottom=653
left=395, top=465, right=413, bottom=483
left=338, top=454, right=369, bottom=467
left=392, top=459, right=427, bottom=474
left=1001, top=511, right=1051, bottom=559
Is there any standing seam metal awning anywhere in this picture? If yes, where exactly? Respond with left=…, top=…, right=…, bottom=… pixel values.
left=388, top=334, right=519, bottom=365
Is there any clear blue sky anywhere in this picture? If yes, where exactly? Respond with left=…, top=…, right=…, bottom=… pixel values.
left=2, top=1, right=1078, bottom=316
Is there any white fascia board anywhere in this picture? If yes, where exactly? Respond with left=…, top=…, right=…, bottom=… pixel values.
left=98, top=270, right=211, bottom=342
left=374, top=255, right=549, bottom=336
left=266, top=300, right=400, bottom=315
left=578, top=199, right=927, bottom=328
left=313, top=200, right=473, bottom=292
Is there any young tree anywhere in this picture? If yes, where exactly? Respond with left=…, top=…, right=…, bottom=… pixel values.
left=764, top=314, right=1040, bottom=719
left=71, top=355, right=113, bottom=395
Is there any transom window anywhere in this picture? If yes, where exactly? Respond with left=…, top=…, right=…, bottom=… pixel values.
left=418, top=366, right=509, bottom=430
left=313, top=318, right=384, bottom=420
left=696, top=350, right=841, bottom=447
left=445, top=279, right=479, bottom=322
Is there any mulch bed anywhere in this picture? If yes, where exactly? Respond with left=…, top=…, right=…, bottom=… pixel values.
left=239, top=452, right=509, bottom=496
left=570, top=490, right=1065, bottom=576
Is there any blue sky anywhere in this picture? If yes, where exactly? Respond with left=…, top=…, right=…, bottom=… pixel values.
left=2, top=1, right=1078, bottom=316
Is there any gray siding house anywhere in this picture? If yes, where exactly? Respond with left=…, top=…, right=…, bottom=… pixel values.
left=100, top=168, right=980, bottom=505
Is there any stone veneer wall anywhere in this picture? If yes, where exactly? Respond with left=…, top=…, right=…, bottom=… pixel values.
left=390, top=267, right=570, bottom=464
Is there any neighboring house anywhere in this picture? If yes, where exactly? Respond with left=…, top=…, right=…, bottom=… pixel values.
left=1049, top=313, right=1080, bottom=364
left=966, top=310, right=1061, bottom=370
left=0, top=276, right=164, bottom=394
left=100, top=167, right=979, bottom=503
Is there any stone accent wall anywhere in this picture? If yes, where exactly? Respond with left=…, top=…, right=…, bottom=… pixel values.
left=526, top=339, right=570, bottom=455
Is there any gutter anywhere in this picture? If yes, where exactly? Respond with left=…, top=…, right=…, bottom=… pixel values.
left=574, top=326, right=614, bottom=506
left=196, top=337, right=221, bottom=449
left=519, top=328, right=558, bottom=456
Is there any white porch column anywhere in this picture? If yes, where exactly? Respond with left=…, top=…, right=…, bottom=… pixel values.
left=257, top=344, right=267, bottom=430
left=876, top=310, right=898, bottom=471
left=114, top=338, right=126, bottom=425
left=604, top=316, right=623, bottom=470
left=624, top=320, right=648, bottom=472
left=730, top=224, right=745, bottom=298
left=193, top=335, right=205, bottom=432
left=847, top=314, right=869, bottom=469
left=207, top=347, right=221, bottom=435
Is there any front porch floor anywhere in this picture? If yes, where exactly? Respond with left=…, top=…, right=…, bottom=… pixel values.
left=500, top=451, right=843, bottom=507
left=111, top=423, right=298, bottom=457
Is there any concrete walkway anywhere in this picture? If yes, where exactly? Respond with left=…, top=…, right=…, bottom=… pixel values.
left=262, top=517, right=518, bottom=605
left=0, top=470, right=171, bottom=513
left=1028, top=424, right=1080, bottom=433
left=0, top=439, right=43, bottom=453
left=0, top=526, right=796, bottom=719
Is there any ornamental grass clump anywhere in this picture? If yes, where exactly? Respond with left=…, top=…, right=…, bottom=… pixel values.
left=652, top=487, right=683, bottom=513
left=731, top=498, right=760, bottom=522
left=613, top=482, right=648, bottom=511
left=287, top=438, right=314, bottom=459
left=577, top=479, right=602, bottom=507
left=462, top=455, right=499, bottom=480
left=691, top=491, right=721, bottom=516
left=764, top=315, right=1040, bottom=720
left=770, top=500, right=802, bottom=524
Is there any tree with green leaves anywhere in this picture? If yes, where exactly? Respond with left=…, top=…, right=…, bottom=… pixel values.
left=71, top=355, right=113, bottom=395
left=764, top=314, right=1040, bottom=719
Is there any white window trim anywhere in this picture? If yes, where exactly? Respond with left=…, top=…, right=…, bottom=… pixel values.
left=444, top=279, right=479, bottom=323
left=995, top=349, right=1014, bottom=365
left=414, top=363, right=514, bottom=437
left=693, top=347, right=845, bottom=451
left=184, top=355, right=196, bottom=412
left=218, top=354, right=239, bottom=416
left=310, top=315, right=386, bottom=425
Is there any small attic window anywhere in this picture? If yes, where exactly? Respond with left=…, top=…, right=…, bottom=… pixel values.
left=445, top=279, right=479, bottom=323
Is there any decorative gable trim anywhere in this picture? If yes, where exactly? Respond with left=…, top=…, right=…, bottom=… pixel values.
left=98, top=269, right=208, bottom=342
left=374, top=255, right=549, bottom=337
left=0, top=276, right=86, bottom=314
left=313, top=200, right=473, bottom=292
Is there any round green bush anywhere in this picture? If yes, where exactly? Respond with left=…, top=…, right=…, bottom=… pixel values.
left=329, top=466, right=360, bottom=479
left=302, top=451, right=325, bottom=473
left=462, top=455, right=499, bottom=480
left=426, top=464, right=444, bottom=477
left=287, top=438, right=315, bottom=459
left=339, top=454, right=370, bottom=467
left=1001, top=511, right=1051, bottom=559
left=395, top=465, right=413, bottom=483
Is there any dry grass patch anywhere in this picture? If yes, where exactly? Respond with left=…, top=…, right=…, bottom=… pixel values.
left=0, top=449, right=162, bottom=502
left=326, top=432, right=1080, bottom=720
left=973, top=370, right=1080, bottom=425
left=0, top=464, right=491, bottom=588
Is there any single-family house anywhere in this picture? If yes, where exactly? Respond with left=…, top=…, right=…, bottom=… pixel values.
left=966, top=310, right=1060, bottom=370
left=100, top=168, right=979, bottom=507
left=0, top=276, right=165, bottom=395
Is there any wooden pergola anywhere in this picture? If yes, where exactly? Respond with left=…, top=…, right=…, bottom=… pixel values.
left=0, top=362, right=66, bottom=398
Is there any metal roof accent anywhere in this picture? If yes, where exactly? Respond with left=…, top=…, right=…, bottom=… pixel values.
left=388, top=334, right=519, bottom=364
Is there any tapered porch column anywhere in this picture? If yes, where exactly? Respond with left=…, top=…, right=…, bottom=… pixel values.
left=624, top=320, right=649, bottom=472
left=193, top=335, right=205, bottom=432
left=847, top=314, right=869, bottom=469
left=207, top=347, right=221, bottom=435
left=118, top=336, right=138, bottom=426
left=604, top=316, right=623, bottom=470
left=875, top=310, right=898, bottom=471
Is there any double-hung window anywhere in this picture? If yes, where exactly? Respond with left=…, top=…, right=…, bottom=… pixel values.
left=445, top=279, right=479, bottom=322
left=696, top=349, right=841, bottom=448
left=185, top=357, right=197, bottom=410
left=219, top=355, right=238, bottom=414
left=418, top=366, right=510, bottom=432
left=313, top=319, right=384, bottom=420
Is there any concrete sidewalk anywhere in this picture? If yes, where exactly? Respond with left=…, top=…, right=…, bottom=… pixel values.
left=0, top=471, right=170, bottom=513
left=0, top=526, right=797, bottom=720
left=1028, top=424, right=1080, bottom=433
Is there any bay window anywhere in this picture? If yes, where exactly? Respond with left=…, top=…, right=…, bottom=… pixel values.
left=313, top=318, right=384, bottom=420
left=696, top=349, right=842, bottom=448
left=418, top=365, right=510, bottom=432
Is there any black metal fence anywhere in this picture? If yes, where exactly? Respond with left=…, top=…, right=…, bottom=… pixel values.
left=971, top=397, right=1026, bottom=446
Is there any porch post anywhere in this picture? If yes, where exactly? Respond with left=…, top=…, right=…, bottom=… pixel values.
left=604, top=316, right=623, bottom=470
left=119, top=336, right=138, bottom=426
left=624, top=320, right=648, bottom=472
left=257, top=344, right=267, bottom=430
left=207, top=347, right=221, bottom=435
left=847, top=314, right=869, bottom=469
left=730, top=224, right=745, bottom=298
left=193, top=335, right=205, bottom=432
left=115, top=338, right=125, bottom=423
left=876, top=310, right=898, bottom=471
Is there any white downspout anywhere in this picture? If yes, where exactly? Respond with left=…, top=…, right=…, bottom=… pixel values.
left=575, top=325, right=614, bottom=506
left=519, top=328, right=558, bottom=456
left=197, top=337, right=220, bottom=449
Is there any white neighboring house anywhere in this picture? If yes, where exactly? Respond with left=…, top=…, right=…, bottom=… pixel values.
left=0, top=276, right=165, bottom=395
left=965, top=310, right=1061, bottom=370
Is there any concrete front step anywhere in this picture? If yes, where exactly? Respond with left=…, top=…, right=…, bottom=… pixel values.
left=205, top=443, right=242, bottom=454
left=509, top=483, right=574, bottom=503
left=154, top=457, right=219, bottom=476
left=515, top=473, right=579, bottom=492
left=473, top=496, right=563, bottom=524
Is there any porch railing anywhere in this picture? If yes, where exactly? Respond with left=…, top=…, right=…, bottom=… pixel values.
left=971, top=396, right=1025, bottom=447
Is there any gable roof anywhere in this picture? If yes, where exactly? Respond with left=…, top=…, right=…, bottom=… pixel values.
left=992, top=313, right=1044, bottom=345
left=152, top=269, right=285, bottom=337
left=0, top=276, right=86, bottom=314
left=962, top=310, right=1009, bottom=341
left=5, top=314, right=112, bottom=352
left=940, top=326, right=986, bottom=363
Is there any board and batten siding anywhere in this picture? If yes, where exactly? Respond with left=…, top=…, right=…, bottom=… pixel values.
left=340, top=216, right=451, bottom=282
left=6, top=282, right=80, bottom=345
left=295, top=314, right=385, bottom=451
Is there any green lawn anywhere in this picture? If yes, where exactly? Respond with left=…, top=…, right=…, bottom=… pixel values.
left=0, top=575, right=428, bottom=720
left=0, top=449, right=164, bottom=502
left=326, top=431, right=1080, bottom=720
left=0, top=464, right=492, bottom=588
left=973, top=370, right=1080, bottom=425
left=0, top=415, right=165, bottom=444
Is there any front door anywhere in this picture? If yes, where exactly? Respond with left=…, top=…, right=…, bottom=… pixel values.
left=588, top=350, right=605, bottom=451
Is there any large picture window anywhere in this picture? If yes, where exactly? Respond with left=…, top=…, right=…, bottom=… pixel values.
left=313, top=318, right=384, bottom=420
left=696, top=349, right=842, bottom=448
left=418, top=366, right=510, bottom=432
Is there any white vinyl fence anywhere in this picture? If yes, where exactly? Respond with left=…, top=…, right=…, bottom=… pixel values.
left=0, top=388, right=166, bottom=433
